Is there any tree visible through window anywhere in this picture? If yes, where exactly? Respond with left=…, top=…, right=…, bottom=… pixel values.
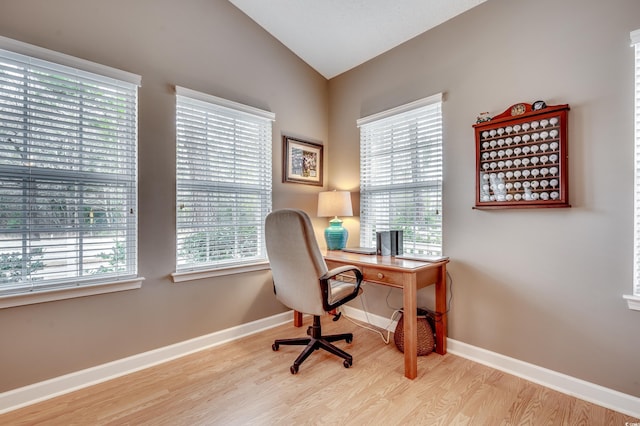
left=175, top=87, right=274, bottom=272
left=0, top=39, right=140, bottom=296
left=357, top=94, right=443, bottom=255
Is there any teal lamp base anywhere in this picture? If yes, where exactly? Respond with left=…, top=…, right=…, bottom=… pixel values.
left=325, top=217, right=348, bottom=250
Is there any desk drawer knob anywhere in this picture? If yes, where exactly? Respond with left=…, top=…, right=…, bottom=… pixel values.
left=377, top=272, right=384, bottom=279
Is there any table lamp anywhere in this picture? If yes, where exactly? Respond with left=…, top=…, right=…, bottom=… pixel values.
left=317, top=190, right=353, bottom=250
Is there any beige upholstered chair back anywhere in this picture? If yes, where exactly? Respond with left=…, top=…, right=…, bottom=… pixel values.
left=265, top=209, right=329, bottom=316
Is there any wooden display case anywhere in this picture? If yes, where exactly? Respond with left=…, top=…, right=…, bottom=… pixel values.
left=473, top=103, right=570, bottom=209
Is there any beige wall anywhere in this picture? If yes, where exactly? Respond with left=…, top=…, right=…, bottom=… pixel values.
left=329, top=0, right=640, bottom=397
left=1, top=0, right=640, bottom=400
left=0, top=0, right=329, bottom=392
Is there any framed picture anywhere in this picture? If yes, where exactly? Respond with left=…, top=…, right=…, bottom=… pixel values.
left=282, top=135, right=323, bottom=186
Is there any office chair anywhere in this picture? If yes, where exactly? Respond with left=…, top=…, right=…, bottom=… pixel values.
left=265, top=208, right=363, bottom=374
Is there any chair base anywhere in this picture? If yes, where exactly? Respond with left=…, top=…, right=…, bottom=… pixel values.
left=272, top=315, right=353, bottom=374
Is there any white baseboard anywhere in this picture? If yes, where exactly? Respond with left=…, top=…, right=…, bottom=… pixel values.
left=2, top=308, right=639, bottom=419
left=445, top=339, right=640, bottom=419
left=0, top=311, right=292, bottom=415
left=341, top=305, right=640, bottom=419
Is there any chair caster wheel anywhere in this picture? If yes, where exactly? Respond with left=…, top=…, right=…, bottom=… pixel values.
left=343, top=359, right=352, bottom=368
left=272, top=343, right=279, bottom=351
left=290, top=365, right=299, bottom=374
left=346, top=336, right=352, bottom=344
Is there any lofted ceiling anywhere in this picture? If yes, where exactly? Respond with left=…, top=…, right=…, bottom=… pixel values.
left=228, top=0, right=487, bottom=79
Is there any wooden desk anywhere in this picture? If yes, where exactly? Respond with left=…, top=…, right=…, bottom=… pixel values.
left=294, top=250, right=449, bottom=380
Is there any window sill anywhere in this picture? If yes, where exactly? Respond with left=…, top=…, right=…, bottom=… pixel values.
left=623, top=294, right=640, bottom=311
left=172, top=261, right=270, bottom=283
left=0, top=278, right=145, bottom=309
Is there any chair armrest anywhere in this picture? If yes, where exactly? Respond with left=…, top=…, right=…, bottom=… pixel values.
left=320, top=265, right=363, bottom=312
left=320, top=265, right=363, bottom=282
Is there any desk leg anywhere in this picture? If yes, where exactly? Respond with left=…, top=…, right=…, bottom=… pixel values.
left=403, top=273, right=418, bottom=379
left=435, top=263, right=447, bottom=355
left=293, top=310, right=303, bottom=327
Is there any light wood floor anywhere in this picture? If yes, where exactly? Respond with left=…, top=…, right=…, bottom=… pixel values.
left=1, top=316, right=638, bottom=425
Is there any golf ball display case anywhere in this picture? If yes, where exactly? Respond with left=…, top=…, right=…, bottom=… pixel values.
left=473, top=103, right=570, bottom=209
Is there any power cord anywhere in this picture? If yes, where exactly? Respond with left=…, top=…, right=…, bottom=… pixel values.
left=342, top=311, right=398, bottom=345
left=339, top=284, right=402, bottom=345
left=338, top=270, right=454, bottom=345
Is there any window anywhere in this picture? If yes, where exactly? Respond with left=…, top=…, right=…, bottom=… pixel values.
left=357, top=94, right=443, bottom=255
left=628, top=29, right=640, bottom=310
left=174, top=87, right=274, bottom=280
left=0, top=37, right=141, bottom=306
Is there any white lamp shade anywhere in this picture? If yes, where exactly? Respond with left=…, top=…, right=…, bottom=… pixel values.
left=317, top=191, right=353, bottom=217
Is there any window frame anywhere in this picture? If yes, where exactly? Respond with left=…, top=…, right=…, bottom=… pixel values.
left=627, top=29, right=640, bottom=310
left=0, top=36, right=143, bottom=309
left=172, top=86, right=274, bottom=282
left=357, top=93, right=444, bottom=255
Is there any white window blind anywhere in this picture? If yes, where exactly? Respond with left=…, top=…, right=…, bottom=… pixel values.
left=175, top=87, right=274, bottom=272
left=357, top=94, right=443, bottom=255
left=632, top=29, right=640, bottom=298
left=0, top=40, right=140, bottom=297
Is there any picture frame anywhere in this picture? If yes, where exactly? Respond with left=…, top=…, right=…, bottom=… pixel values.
left=282, top=135, right=323, bottom=186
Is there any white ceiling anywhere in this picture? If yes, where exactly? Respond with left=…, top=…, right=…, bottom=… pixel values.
left=228, top=0, right=487, bottom=79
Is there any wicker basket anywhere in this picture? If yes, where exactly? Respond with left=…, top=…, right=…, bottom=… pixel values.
left=393, top=309, right=435, bottom=356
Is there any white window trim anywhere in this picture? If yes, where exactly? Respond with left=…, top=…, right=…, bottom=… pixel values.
left=175, top=86, right=275, bottom=121
left=0, top=36, right=141, bottom=86
left=356, top=93, right=443, bottom=127
left=357, top=93, right=444, bottom=255
left=171, top=261, right=270, bottom=283
left=0, top=36, right=143, bottom=308
left=0, top=277, right=144, bottom=309
left=624, top=294, right=640, bottom=310
left=174, top=86, right=274, bottom=274
left=629, top=29, right=640, bottom=311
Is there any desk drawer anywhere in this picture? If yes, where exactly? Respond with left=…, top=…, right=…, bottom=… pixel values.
left=362, top=266, right=403, bottom=288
